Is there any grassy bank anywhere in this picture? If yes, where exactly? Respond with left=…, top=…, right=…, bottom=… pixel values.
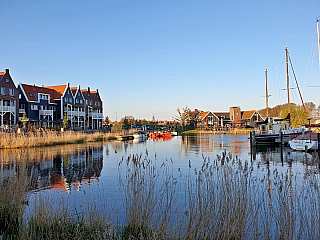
left=1, top=151, right=320, bottom=239
left=0, top=131, right=123, bottom=149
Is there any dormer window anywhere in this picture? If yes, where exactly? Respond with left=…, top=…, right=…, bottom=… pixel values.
left=29, top=93, right=33, bottom=98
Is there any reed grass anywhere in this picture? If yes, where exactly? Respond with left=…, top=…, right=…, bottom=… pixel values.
left=0, top=131, right=121, bottom=149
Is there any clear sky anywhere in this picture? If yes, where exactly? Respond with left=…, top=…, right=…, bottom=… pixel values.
left=1, top=0, right=320, bottom=121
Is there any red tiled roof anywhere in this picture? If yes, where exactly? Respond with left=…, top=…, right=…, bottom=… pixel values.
left=45, top=85, right=67, bottom=99
left=21, top=84, right=57, bottom=103
left=0, top=72, right=4, bottom=79
left=242, top=110, right=255, bottom=120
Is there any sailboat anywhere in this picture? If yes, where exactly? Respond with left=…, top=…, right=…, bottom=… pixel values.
left=254, top=47, right=307, bottom=144
left=289, top=20, right=320, bottom=151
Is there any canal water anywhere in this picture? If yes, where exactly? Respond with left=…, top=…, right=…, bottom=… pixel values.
left=1, top=134, right=319, bottom=224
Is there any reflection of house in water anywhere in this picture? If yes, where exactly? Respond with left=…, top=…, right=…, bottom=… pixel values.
left=0, top=144, right=104, bottom=192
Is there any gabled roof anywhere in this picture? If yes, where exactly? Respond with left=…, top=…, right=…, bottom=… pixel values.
left=45, top=85, right=67, bottom=99
left=196, top=111, right=218, bottom=121
left=20, top=83, right=57, bottom=103
left=71, top=87, right=77, bottom=96
left=241, top=110, right=255, bottom=120
left=0, top=72, right=4, bottom=80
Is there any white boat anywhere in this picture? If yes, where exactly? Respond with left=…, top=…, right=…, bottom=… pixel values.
left=255, top=117, right=306, bottom=144
left=133, top=131, right=148, bottom=139
left=171, top=131, right=178, bottom=136
left=289, top=132, right=318, bottom=151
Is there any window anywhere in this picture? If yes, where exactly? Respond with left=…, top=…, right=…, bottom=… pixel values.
left=21, top=104, right=25, bottom=109
left=29, top=93, right=33, bottom=98
left=90, top=101, right=92, bottom=105
left=31, top=105, right=38, bottom=110
left=1, top=87, right=5, bottom=95
left=19, top=94, right=21, bottom=99
left=9, top=88, right=14, bottom=96
left=208, top=116, right=213, bottom=126
left=86, top=100, right=88, bottom=105
left=76, top=99, right=79, bottom=104
left=98, top=102, right=101, bottom=106
left=69, top=98, right=72, bottom=103
left=6, top=79, right=9, bottom=83
left=11, top=102, right=14, bottom=106
left=80, top=100, right=83, bottom=104
left=95, top=101, right=97, bottom=106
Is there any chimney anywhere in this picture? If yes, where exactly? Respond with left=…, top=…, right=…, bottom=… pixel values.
left=5, top=69, right=9, bottom=74
left=87, top=87, right=90, bottom=92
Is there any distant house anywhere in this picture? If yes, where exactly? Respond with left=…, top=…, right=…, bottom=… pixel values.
left=196, top=111, right=219, bottom=129
left=241, top=110, right=263, bottom=127
left=0, top=69, right=19, bottom=129
left=214, top=112, right=231, bottom=127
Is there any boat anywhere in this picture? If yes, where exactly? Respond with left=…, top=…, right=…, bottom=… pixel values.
left=253, top=47, right=306, bottom=145
left=288, top=20, right=320, bottom=151
left=149, top=132, right=172, bottom=138
left=255, top=116, right=307, bottom=144
left=289, top=132, right=318, bottom=151
left=133, top=131, right=148, bottom=139
left=171, top=131, right=178, bottom=136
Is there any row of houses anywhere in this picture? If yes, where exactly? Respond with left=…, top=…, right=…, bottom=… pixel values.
left=0, top=69, right=103, bottom=130
left=189, top=107, right=263, bottom=130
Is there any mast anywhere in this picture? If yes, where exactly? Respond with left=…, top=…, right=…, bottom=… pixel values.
left=286, top=46, right=290, bottom=117
left=317, top=19, right=320, bottom=84
left=265, top=69, right=269, bottom=118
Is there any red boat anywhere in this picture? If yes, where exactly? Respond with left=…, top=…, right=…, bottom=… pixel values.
left=149, top=132, right=172, bottom=140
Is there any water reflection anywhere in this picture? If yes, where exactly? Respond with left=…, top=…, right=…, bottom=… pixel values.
left=0, top=143, right=104, bottom=193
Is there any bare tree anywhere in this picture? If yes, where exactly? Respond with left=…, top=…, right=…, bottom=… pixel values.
left=173, top=106, right=190, bottom=131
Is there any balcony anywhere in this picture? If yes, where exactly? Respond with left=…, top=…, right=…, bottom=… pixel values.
left=67, top=111, right=86, bottom=117
left=0, top=106, right=16, bottom=112
left=40, top=109, right=54, bottom=115
left=89, top=112, right=104, bottom=119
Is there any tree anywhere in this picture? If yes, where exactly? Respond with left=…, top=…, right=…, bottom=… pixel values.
left=21, top=112, right=28, bottom=129
left=104, top=116, right=110, bottom=125
left=63, top=113, right=68, bottom=128
left=173, top=106, right=191, bottom=131
left=280, top=104, right=310, bottom=128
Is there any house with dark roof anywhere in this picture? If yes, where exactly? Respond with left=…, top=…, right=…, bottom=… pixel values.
left=18, top=83, right=57, bottom=127
left=241, top=110, right=263, bottom=127
left=0, top=69, right=19, bottom=129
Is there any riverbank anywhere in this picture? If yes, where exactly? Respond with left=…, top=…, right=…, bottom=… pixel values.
left=183, top=129, right=252, bottom=135
left=0, top=131, right=122, bottom=149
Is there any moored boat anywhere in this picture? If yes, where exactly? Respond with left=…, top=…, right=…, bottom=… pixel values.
left=289, top=132, right=318, bottom=151
left=133, top=131, right=148, bottom=139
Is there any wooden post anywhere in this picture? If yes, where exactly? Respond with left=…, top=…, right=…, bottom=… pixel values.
left=252, top=130, right=256, bottom=147
left=317, top=133, right=320, bottom=169
left=280, top=130, right=283, bottom=165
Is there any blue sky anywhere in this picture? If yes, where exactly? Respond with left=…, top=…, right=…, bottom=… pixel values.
left=1, top=0, right=320, bottom=121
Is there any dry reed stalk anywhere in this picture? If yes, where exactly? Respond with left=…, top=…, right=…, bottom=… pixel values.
left=0, top=131, right=110, bottom=149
